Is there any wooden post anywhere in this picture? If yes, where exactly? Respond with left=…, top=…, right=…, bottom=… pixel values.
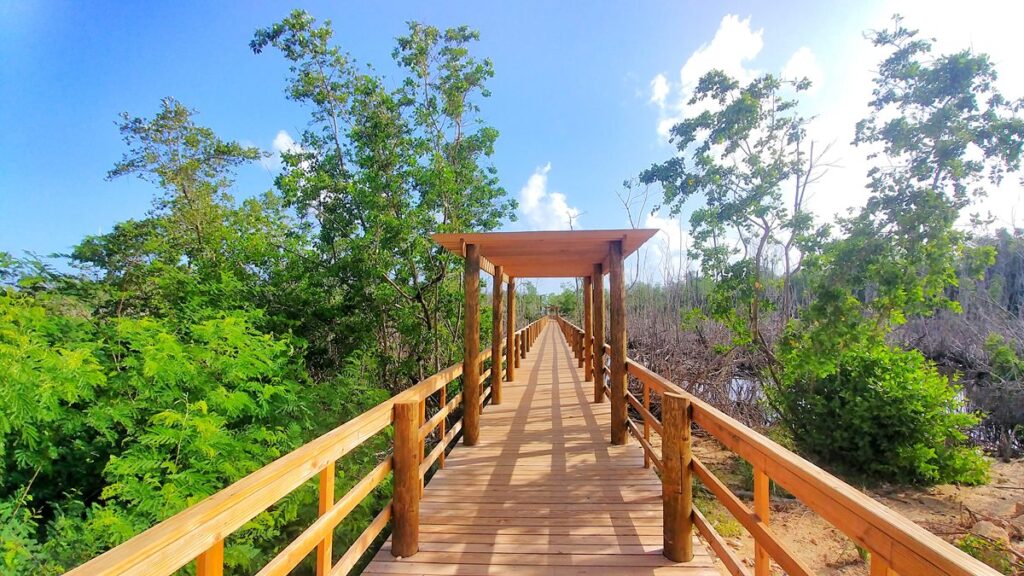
left=438, top=385, right=447, bottom=469
left=593, top=263, right=605, bottom=403
left=583, top=275, right=593, bottom=382
left=463, top=243, right=481, bottom=446
left=506, top=278, right=516, bottom=382
left=609, top=240, right=628, bottom=445
left=520, top=329, right=527, bottom=359
left=577, top=325, right=585, bottom=364
left=515, top=333, right=521, bottom=368
left=392, top=401, right=420, bottom=557
left=754, top=466, right=770, bottom=576
left=491, top=265, right=504, bottom=404
left=662, top=393, right=693, bottom=562
left=196, top=540, right=223, bottom=576
left=316, top=462, right=335, bottom=576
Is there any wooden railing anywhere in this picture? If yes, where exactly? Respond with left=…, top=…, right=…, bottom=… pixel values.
left=552, top=315, right=998, bottom=576
left=66, top=318, right=547, bottom=576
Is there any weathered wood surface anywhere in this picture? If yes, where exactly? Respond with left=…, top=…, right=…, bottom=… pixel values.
left=365, top=324, right=718, bottom=575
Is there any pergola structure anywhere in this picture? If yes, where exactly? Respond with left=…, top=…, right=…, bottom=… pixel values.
left=432, top=229, right=658, bottom=446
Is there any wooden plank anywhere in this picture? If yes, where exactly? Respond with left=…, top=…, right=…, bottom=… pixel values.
left=364, top=324, right=714, bottom=575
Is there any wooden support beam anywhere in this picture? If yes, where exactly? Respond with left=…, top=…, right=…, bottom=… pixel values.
left=608, top=240, right=627, bottom=445
left=593, top=263, right=605, bottom=403
left=506, top=278, right=516, bottom=382
left=463, top=243, right=481, bottom=446
left=392, top=402, right=420, bottom=557
left=663, top=393, right=693, bottom=562
left=583, top=275, right=593, bottom=382
left=491, top=265, right=504, bottom=404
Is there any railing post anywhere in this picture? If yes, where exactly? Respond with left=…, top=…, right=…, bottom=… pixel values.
left=316, top=462, right=336, bottom=576
left=663, top=393, right=693, bottom=562
left=576, top=328, right=584, bottom=368
left=754, top=466, right=770, bottom=576
left=196, top=539, right=224, bottom=576
left=392, top=401, right=420, bottom=557
left=520, top=330, right=526, bottom=360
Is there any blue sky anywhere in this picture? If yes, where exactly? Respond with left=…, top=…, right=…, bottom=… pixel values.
left=3, top=1, right=1023, bottom=289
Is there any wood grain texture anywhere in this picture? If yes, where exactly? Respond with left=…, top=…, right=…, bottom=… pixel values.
left=608, top=240, right=627, bottom=445
left=491, top=265, right=504, bottom=405
left=593, top=263, right=606, bottom=403
left=506, top=278, right=516, bottom=382
left=366, top=324, right=716, bottom=575
left=463, top=243, right=481, bottom=446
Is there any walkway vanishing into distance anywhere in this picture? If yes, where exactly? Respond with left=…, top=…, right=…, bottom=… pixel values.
left=364, top=324, right=719, bottom=575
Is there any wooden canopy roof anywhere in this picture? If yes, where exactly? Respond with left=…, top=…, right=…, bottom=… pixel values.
left=432, top=229, right=659, bottom=278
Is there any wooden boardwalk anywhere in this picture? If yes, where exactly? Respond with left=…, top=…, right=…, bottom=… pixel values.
left=365, top=324, right=718, bottom=575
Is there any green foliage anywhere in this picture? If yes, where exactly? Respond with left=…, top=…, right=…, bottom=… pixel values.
left=641, top=69, right=826, bottom=381
left=957, top=534, right=1018, bottom=574
left=2, top=12, right=516, bottom=573
left=984, top=333, right=1024, bottom=381
left=768, top=16, right=1021, bottom=485
left=250, top=11, right=515, bottom=383
left=771, top=327, right=988, bottom=484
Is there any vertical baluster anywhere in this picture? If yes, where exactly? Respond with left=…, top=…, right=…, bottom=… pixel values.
left=754, top=466, right=770, bottom=576
left=643, top=383, right=651, bottom=469
left=439, top=385, right=447, bottom=469
left=196, top=539, right=224, bottom=576
left=870, top=555, right=892, bottom=576
left=418, top=398, right=426, bottom=495
left=316, top=463, right=335, bottom=576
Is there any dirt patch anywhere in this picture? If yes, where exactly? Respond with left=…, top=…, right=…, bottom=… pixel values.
left=690, top=435, right=1024, bottom=574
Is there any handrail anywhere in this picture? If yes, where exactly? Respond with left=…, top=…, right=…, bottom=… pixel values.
left=67, top=318, right=547, bottom=576
left=550, top=314, right=997, bottom=576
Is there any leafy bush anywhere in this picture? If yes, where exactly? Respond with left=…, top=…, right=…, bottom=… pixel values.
left=771, top=332, right=988, bottom=485
left=957, top=534, right=1018, bottom=574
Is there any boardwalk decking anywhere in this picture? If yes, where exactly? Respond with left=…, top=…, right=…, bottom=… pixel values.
left=365, top=325, right=719, bottom=575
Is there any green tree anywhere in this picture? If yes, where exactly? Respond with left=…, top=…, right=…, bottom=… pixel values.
left=773, top=15, right=1024, bottom=484
left=251, top=11, right=515, bottom=384
left=640, top=70, right=827, bottom=379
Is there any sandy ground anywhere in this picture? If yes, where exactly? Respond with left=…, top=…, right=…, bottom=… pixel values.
left=689, top=435, right=1024, bottom=574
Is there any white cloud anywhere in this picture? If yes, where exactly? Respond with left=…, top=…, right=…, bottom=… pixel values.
left=261, top=129, right=303, bottom=170
left=650, top=74, right=669, bottom=108
left=653, top=14, right=764, bottom=139
left=782, top=46, right=823, bottom=95
left=518, top=163, right=581, bottom=230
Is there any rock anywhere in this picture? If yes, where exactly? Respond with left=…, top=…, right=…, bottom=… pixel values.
left=1015, top=501, right=1024, bottom=517
left=973, top=520, right=1011, bottom=546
